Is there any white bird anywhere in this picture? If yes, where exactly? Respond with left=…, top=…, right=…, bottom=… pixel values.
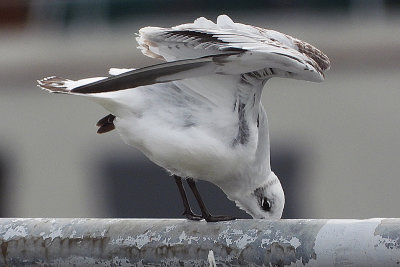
left=38, top=15, right=330, bottom=221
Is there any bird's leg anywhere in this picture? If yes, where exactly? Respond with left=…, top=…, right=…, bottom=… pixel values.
left=186, top=178, right=236, bottom=222
left=174, top=175, right=202, bottom=221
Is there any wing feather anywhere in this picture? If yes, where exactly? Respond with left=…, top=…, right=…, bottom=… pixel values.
left=70, top=44, right=327, bottom=95
left=71, top=53, right=242, bottom=94
left=40, top=15, right=330, bottom=95
left=137, top=15, right=330, bottom=82
left=70, top=49, right=315, bottom=94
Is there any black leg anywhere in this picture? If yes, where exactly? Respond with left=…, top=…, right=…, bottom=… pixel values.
left=186, top=178, right=236, bottom=222
left=174, top=175, right=202, bottom=221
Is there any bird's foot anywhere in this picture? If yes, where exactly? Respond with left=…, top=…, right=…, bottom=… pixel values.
left=182, top=211, right=203, bottom=221
left=203, top=214, right=237, bottom=222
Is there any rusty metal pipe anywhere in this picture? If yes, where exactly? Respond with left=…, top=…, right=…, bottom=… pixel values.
left=1, top=218, right=399, bottom=266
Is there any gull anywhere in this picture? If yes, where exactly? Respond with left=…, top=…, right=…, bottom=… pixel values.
left=38, top=15, right=330, bottom=221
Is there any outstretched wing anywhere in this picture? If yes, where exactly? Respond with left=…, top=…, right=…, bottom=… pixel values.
left=138, top=15, right=330, bottom=81
left=39, top=15, right=330, bottom=95
left=67, top=52, right=243, bottom=94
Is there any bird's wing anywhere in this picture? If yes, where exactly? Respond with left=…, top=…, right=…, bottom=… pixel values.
left=41, top=52, right=242, bottom=94
left=39, top=15, right=330, bottom=95
left=137, top=15, right=330, bottom=81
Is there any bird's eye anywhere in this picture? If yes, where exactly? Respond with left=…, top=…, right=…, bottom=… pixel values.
left=261, top=197, right=271, bottom=212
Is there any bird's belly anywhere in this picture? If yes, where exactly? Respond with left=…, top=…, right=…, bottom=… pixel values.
left=114, top=116, right=249, bottom=181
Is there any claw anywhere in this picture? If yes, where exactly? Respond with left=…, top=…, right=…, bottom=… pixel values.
left=203, top=215, right=237, bottom=222
left=183, top=211, right=203, bottom=221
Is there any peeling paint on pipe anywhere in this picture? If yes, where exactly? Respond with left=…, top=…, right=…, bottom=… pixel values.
left=0, top=218, right=400, bottom=266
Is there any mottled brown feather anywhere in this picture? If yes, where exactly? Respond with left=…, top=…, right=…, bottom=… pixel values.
left=37, top=76, right=70, bottom=93
left=293, top=39, right=331, bottom=73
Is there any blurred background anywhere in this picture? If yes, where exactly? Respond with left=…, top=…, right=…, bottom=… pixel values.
left=0, top=0, right=399, bottom=219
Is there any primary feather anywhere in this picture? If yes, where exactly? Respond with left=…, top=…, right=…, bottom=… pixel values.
left=137, top=14, right=329, bottom=82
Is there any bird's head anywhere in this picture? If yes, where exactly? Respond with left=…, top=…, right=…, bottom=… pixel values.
left=233, top=172, right=285, bottom=219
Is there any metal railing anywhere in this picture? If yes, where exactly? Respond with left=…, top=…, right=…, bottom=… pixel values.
left=1, top=218, right=399, bottom=266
